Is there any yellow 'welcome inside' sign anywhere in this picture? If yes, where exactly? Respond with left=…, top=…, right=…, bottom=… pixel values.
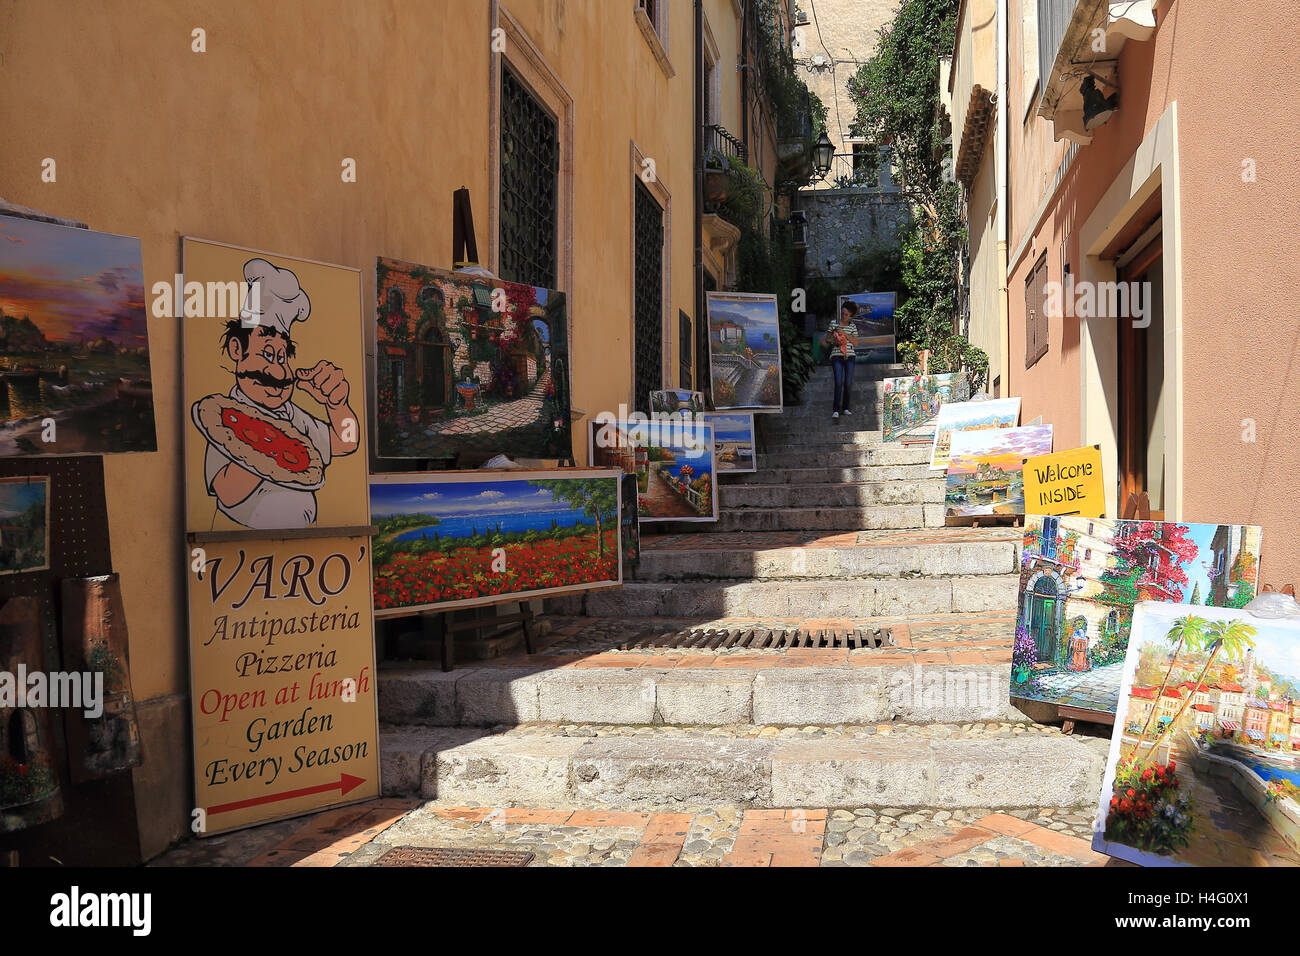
left=1021, top=445, right=1105, bottom=518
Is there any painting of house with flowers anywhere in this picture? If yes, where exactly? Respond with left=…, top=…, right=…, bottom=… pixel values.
left=373, top=258, right=571, bottom=461
left=1093, top=602, right=1300, bottom=866
left=369, top=470, right=621, bottom=616
left=1011, top=516, right=1262, bottom=716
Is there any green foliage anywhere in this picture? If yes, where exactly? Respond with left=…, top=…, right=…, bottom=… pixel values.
left=846, top=0, right=986, bottom=391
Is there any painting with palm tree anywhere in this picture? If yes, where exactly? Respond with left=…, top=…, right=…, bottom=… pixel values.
left=1011, top=516, right=1262, bottom=715
left=1093, top=602, right=1300, bottom=866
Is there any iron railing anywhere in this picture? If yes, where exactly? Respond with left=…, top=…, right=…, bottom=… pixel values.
left=704, top=124, right=748, bottom=165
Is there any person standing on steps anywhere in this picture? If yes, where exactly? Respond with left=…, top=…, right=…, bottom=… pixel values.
left=823, top=300, right=858, bottom=421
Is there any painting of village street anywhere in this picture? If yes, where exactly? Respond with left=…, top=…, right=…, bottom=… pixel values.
left=0, top=216, right=156, bottom=455
left=1094, top=602, right=1300, bottom=866
left=0, top=476, right=48, bottom=575
left=838, top=292, right=896, bottom=364
left=929, top=397, right=1020, bottom=470
left=369, top=470, right=620, bottom=615
left=882, top=372, right=968, bottom=442
left=702, top=412, right=756, bottom=473
left=1012, top=516, right=1262, bottom=716
left=373, top=257, right=571, bottom=461
left=944, top=424, right=1052, bottom=517
left=706, top=292, right=783, bottom=413
left=589, top=419, right=718, bottom=522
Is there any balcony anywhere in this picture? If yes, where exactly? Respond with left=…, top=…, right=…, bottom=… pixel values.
left=1036, top=0, right=1158, bottom=143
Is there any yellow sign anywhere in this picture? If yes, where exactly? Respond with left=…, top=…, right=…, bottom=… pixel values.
left=1022, top=445, right=1105, bottom=518
left=182, top=239, right=369, bottom=533
left=187, top=535, right=379, bottom=835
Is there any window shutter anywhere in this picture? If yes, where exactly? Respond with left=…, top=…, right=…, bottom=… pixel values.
left=1025, top=253, right=1049, bottom=368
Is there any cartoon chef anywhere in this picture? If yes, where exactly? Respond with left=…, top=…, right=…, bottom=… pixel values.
left=201, top=258, right=359, bottom=528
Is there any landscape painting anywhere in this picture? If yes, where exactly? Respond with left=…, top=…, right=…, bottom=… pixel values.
left=1011, top=515, right=1262, bottom=716
left=929, top=397, right=1021, bottom=471
left=882, top=372, right=969, bottom=442
left=650, top=389, right=706, bottom=415
left=0, top=215, right=156, bottom=455
left=620, top=472, right=640, bottom=578
left=374, top=257, right=571, bottom=461
left=702, top=412, right=756, bottom=473
left=0, top=476, right=48, bottom=575
left=838, top=292, right=896, bottom=364
left=944, top=425, right=1052, bottom=517
left=369, top=470, right=621, bottom=616
left=706, top=292, right=783, bottom=413
left=1093, top=602, right=1300, bottom=866
left=589, top=418, right=718, bottom=523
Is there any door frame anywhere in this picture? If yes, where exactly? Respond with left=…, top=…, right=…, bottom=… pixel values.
left=1117, top=234, right=1164, bottom=518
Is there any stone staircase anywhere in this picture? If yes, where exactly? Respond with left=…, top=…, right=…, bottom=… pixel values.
left=376, top=364, right=1109, bottom=813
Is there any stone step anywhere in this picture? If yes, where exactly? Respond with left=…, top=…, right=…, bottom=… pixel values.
left=568, top=573, right=1016, bottom=617
left=761, top=446, right=933, bottom=469
left=636, top=538, right=1018, bottom=581
left=757, top=430, right=887, bottom=448
left=720, top=481, right=943, bottom=509
left=696, top=503, right=945, bottom=532
left=380, top=723, right=1107, bottom=810
left=726, top=464, right=935, bottom=484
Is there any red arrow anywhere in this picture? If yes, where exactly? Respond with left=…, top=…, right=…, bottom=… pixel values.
left=208, top=773, right=366, bottom=815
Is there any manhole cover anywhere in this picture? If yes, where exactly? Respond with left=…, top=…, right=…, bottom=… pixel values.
left=619, top=625, right=892, bottom=651
left=377, top=846, right=535, bottom=867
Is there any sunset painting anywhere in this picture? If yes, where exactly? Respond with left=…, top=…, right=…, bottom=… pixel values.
left=0, top=215, right=156, bottom=455
left=944, top=424, right=1053, bottom=517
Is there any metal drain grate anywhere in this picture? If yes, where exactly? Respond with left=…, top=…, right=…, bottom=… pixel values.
left=619, top=626, right=892, bottom=651
left=377, top=846, right=535, bottom=867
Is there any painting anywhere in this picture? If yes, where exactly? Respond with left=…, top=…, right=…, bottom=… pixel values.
left=620, top=472, right=640, bottom=578
left=702, top=412, right=756, bottom=473
left=1093, top=602, right=1300, bottom=867
left=370, top=470, right=621, bottom=616
left=589, top=418, right=719, bottom=523
left=650, top=389, right=706, bottom=415
left=0, top=215, right=156, bottom=456
left=706, top=292, right=783, bottom=413
left=182, top=239, right=369, bottom=531
left=1011, top=516, right=1263, bottom=716
left=837, top=292, right=896, bottom=364
left=1022, top=445, right=1106, bottom=518
left=0, top=476, right=48, bottom=575
left=944, top=425, right=1052, bottom=517
left=929, top=397, right=1021, bottom=471
left=373, top=257, right=571, bottom=462
left=881, top=372, right=969, bottom=443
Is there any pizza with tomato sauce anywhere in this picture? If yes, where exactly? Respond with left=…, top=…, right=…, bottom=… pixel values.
left=193, top=394, right=325, bottom=489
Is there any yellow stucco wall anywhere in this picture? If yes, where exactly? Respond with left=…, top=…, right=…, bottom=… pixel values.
left=0, top=0, right=699, bottom=855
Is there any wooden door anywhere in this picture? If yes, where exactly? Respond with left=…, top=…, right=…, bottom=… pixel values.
left=1118, top=236, right=1164, bottom=519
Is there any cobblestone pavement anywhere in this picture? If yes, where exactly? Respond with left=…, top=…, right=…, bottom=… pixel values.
left=152, top=799, right=1113, bottom=867
left=642, top=526, right=1021, bottom=551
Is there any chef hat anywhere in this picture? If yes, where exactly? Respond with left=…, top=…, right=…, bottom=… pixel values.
left=240, top=257, right=310, bottom=337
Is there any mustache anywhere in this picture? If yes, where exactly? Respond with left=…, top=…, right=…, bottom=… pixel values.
left=237, top=368, right=294, bottom=389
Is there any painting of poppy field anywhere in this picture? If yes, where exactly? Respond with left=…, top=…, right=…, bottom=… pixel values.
left=369, top=469, right=622, bottom=616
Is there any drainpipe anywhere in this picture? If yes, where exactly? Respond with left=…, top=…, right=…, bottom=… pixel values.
left=996, top=0, right=1010, bottom=398
left=695, top=0, right=705, bottom=396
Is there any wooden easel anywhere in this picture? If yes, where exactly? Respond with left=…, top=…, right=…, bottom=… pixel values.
left=436, top=605, right=538, bottom=672
left=452, top=186, right=480, bottom=267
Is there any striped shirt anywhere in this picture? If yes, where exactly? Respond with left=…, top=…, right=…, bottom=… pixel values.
left=824, top=319, right=857, bottom=359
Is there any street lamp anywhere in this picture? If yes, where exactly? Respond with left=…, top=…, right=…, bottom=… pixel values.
left=812, top=131, right=835, bottom=181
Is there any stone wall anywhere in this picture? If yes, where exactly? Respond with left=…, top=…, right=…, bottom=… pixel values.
left=798, top=187, right=912, bottom=280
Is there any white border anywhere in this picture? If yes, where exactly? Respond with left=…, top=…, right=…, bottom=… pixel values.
left=702, top=411, right=757, bottom=474
left=928, top=396, right=1022, bottom=471
left=587, top=420, right=720, bottom=523
left=704, top=291, right=784, bottom=414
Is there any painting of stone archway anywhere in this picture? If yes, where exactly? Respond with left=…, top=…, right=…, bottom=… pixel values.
left=373, top=257, right=572, bottom=461
left=1011, top=515, right=1263, bottom=717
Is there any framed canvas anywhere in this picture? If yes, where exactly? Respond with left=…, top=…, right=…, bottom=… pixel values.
left=944, top=425, right=1052, bottom=517
left=373, top=257, right=571, bottom=462
left=929, top=397, right=1021, bottom=471
left=649, top=389, right=705, bottom=415
left=702, top=412, right=756, bottom=473
left=0, top=215, right=156, bottom=455
left=619, top=472, right=640, bottom=578
left=705, top=292, right=783, bottom=413
left=182, top=239, right=369, bottom=532
left=369, top=469, right=621, bottom=616
left=0, top=476, right=49, bottom=575
left=837, top=292, right=896, bottom=364
left=1093, top=602, right=1300, bottom=867
left=881, top=372, right=969, bottom=442
left=1011, top=516, right=1263, bottom=716
left=589, top=418, right=719, bottom=523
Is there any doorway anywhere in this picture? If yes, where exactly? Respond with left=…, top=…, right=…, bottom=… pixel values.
left=1028, top=577, right=1061, bottom=666
left=1117, top=234, right=1166, bottom=518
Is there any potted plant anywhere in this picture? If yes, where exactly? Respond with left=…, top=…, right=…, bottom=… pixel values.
left=704, top=149, right=730, bottom=206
